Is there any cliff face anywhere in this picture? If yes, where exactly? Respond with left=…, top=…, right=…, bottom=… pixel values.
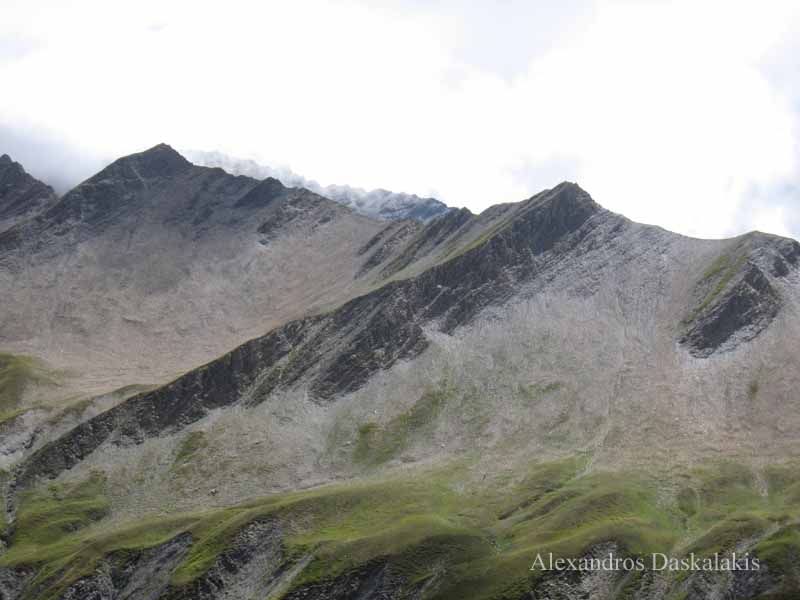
left=1, top=147, right=800, bottom=600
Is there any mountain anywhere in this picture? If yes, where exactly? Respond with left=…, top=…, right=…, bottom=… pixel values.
left=0, top=144, right=409, bottom=392
left=0, top=154, right=58, bottom=234
left=1, top=146, right=800, bottom=600
left=184, top=149, right=452, bottom=222
left=0, top=143, right=430, bottom=472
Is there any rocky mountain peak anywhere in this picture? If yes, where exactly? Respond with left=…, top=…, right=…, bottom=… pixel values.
left=113, top=143, right=192, bottom=179
left=38, top=144, right=196, bottom=230
left=0, top=154, right=24, bottom=174
left=534, top=181, right=595, bottom=208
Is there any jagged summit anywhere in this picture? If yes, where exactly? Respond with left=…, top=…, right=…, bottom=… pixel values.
left=0, top=154, right=24, bottom=173
left=524, top=181, right=597, bottom=210
left=103, top=142, right=192, bottom=179
left=539, top=180, right=584, bottom=195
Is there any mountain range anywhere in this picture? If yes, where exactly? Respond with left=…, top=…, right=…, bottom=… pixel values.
left=0, top=144, right=799, bottom=600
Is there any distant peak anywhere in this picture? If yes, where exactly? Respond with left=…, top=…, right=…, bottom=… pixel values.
left=115, top=143, right=191, bottom=178
left=0, top=154, right=27, bottom=175
left=137, top=143, right=187, bottom=161
left=522, top=181, right=597, bottom=214
left=550, top=181, right=589, bottom=197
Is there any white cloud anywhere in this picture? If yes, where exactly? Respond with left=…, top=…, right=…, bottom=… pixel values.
left=1, top=0, right=798, bottom=239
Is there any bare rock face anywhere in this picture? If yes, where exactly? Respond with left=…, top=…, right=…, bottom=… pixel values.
left=0, top=154, right=58, bottom=233
left=55, top=534, right=192, bottom=600
left=0, top=566, right=34, bottom=600
left=280, top=561, right=408, bottom=600
left=162, top=520, right=288, bottom=600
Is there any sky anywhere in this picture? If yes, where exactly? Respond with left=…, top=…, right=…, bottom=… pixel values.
left=1, top=0, right=799, bottom=240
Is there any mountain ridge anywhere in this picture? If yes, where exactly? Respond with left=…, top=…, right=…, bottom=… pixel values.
left=183, top=148, right=452, bottom=223
left=2, top=145, right=800, bottom=600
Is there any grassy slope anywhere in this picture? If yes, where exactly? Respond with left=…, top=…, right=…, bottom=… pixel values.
left=0, top=353, right=61, bottom=425
left=3, top=457, right=800, bottom=599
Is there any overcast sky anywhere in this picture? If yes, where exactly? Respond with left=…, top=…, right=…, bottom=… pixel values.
left=2, top=0, right=799, bottom=239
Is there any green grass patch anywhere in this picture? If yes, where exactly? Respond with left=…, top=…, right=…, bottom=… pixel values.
left=5, top=458, right=800, bottom=599
left=293, top=515, right=491, bottom=587
left=701, top=253, right=732, bottom=281
left=518, top=381, right=563, bottom=403
left=683, top=251, right=747, bottom=325
left=503, top=472, right=679, bottom=557
left=0, top=406, right=27, bottom=426
left=174, top=430, right=209, bottom=466
left=12, top=471, right=110, bottom=550
left=755, top=524, right=800, bottom=575
left=677, top=487, right=698, bottom=517
left=353, top=382, right=453, bottom=465
left=686, top=514, right=770, bottom=556
left=0, top=352, right=59, bottom=413
left=442, top=219, right=508, bottom=262
left=763, top=463, right=800, bottom=497
left=690, top=462, right=761, bottom=522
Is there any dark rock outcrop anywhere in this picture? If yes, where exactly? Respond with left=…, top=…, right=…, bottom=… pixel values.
left=34, top=533, right=192, bottom=600
left=681, top=263, right=781, bottom=357
left=0, top=566, right=34, bottom=600
left=680, top=234, right=800, bottom=357
left=162, top=520, right=288, bottom=600
left=281, top=560, right=408, bottom=600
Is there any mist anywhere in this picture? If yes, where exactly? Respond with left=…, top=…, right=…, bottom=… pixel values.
left=0, top=123, right=109, bottom=194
